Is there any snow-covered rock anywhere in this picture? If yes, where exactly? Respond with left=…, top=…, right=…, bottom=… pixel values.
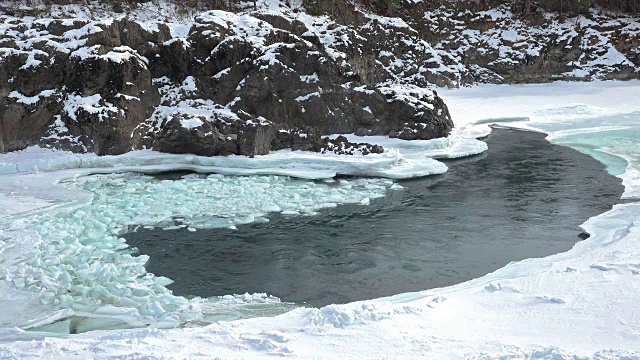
left=0, top=7, right=454, bottom=156
left=402, top=0, right=639, bottom=83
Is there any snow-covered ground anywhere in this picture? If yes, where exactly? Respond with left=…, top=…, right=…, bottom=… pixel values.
left=1, top=80, right=640, bottom=358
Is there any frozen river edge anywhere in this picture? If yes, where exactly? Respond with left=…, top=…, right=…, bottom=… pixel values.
left=0, top=128, right=488, bottom=332
left=1, top=80, right=640, bottom=359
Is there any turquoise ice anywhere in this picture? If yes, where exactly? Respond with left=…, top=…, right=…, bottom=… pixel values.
left=3, top=173, right=395, bottom=332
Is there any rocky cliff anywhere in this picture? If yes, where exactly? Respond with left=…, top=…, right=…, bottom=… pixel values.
left=0, top=0, right=638, bottom=157
left=400, top=0, right=639, bottom=84
left=0, top=8, right=454, bottom=156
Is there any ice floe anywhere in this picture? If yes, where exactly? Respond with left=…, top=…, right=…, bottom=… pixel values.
left=1, top=172, right=398, bottom=330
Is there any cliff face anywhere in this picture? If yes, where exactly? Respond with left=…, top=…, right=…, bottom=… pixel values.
left=0, top=0, right=638, bottom=156
left=0, top=9, right=454, bottom=156
left=399, top=0, right=639, bottom=84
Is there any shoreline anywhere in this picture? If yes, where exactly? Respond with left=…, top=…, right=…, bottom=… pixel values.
left=0, top=81, right=639, bottom=357
left=0, top=130, right=486, bottom=333
left=127, top=127, right=623, bottom=308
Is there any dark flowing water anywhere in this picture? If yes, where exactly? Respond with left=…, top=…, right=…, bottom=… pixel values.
left=126, top=128, right=623, bottom=307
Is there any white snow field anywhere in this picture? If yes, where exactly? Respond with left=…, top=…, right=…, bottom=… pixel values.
left=0, top=80, right=639, bottom=359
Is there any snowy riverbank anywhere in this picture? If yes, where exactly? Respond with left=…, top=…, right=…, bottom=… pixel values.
left=1, top=80, right=639, bottom=358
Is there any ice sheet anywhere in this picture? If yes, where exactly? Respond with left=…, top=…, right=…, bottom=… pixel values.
left=0, top=145, right=450, bottom=180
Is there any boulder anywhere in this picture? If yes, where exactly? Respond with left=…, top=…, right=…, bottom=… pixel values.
left=152, top=116, right=237, bottom=156
left=237, top=121, right=277, bottom=156
left=315, top=135, right=384, bottom=156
